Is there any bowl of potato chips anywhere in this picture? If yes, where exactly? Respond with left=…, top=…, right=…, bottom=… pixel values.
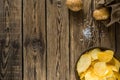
left=76, top=47, right=120, bottom=80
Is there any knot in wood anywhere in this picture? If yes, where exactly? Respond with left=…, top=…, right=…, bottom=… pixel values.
left=56, top=0, right=62, bottom=8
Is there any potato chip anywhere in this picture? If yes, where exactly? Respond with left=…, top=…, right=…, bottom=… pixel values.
left=89, top=48, right=100, bottom=61
left=94, top=62, right=109, bottom=77
left=108, top=65, right=119, bottom=72
left=98, top=50, right=114, bottom=62
left=81, top=77, right=85, bottom=80
left=107, top=58, right=115, bottom=65
left=113, top=58, right=120, bottom=72
left=103, top=76, right=116, bottom=80
left=85, top=69, right=99, bottom=80
left=114, top=72, right=120, bottom=80
left=79, top=66, right=92, bottom=79
left=106, top=77, right=116, bottom=80
left=77, top=53, right=91, bottom=74
left=106, top=66, right=115, bottom=78
left=91, top=60, right=99, bottom=66
left=108, top=58, right=120, bottom=72
left=80, top=72, right=86, bottom=79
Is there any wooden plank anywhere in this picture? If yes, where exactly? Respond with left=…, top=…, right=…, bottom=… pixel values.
left=115, top=23, right=120, bottom=61
left=47, top=0, right=69, bottom=80
left=69, top=0, right=115, bottom=80
left=0, top=0, right=22, bottom=80
left=23, top=0, right=46, bottom=80
left=99, top=24, right=115, bottom=49
left=69, top=0, right=100, bottom=80
left=115, top=0, right=120, bottom=61
left=69, top=11, right=85, bottom=80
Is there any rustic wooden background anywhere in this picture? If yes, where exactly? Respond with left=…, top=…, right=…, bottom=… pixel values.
left=0, top=0, right=119, bottom=80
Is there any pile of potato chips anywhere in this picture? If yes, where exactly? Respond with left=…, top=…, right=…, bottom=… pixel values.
left=76, top=48, right=120, bottom=80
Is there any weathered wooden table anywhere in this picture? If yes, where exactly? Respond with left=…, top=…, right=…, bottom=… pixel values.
left=0, top=0, right=120, bottom=80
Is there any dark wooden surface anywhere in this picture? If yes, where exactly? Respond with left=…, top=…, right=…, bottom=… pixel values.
left=0, top=0, right=22, bottom=80
left=0, top=0, right=119, bottom=80
left=23, top=0, right=46, bottom=80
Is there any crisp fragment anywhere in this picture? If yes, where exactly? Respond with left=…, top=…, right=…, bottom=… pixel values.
left=85, top=69, right=99, bottom=80
left=89, top=48, right=100, bottom=61
left=94, top=62, right=109, bottom=77
left=114, top=72, right=120, bottom=80
left=114, top=58, right=120, bottom=72
left=77, top=53, right=91, bottom=74
left=98, top=50, right=114, bottom=62
left=108, top=58, right=120, bottom=72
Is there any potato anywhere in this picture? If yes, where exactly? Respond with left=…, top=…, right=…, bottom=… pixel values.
left=93, top=7, right=110, bottom=20
left=66, top=0, right=82, bottom=11
left=98, top=50, right=114, bottom=62
left=77, top=53, right=91, bottom=74
left=93, top=62, right=109, bottom=77
left=89, top=48, right=100, bottom=61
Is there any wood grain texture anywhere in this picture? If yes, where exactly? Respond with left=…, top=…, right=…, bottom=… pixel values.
left=69, top=0, right=100, bottom=80
left=0, top=0, right=118, bottom=80
left=115, top=23, right=120, bottom=61
left=23, top=0, right=46, bottom=80
left=115, top=0, right=120, bottom=61
left=0, top=0, right=22, bottom=80
left=69, top=0, right=115, bottom=80
left=47, top=0, right=69, bottom=80
left=69, top=11, right=84, bottom=80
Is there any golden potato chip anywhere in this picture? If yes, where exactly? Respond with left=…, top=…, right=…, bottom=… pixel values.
left=103, top=76, right=116, bottom=80
left=94, top=62, right=109, bottom=77
left=114, top=72, right=120, bottom=80
left=77, top=53, right=91, bottom=74
left=106, top=66, right=115, bottom=78
left=108, top=65, right=119, bottom=72
left=80, top=72, right=86, bottom=79
left=108, top=58, right=120, bottom=72
left=85, top=69, right=99, bottom=80
left=79, top=66, right=92, bottom=79
left=89, top=48, right=101, bottom=61
left=106, top=77, right=116, bottom=80
left=91, top=60, right=99, bottom=66
left=113, top=58, right=120, bottom=72
left=98, top=66, right=115, bottom=80
left=81, top=77, right=85, bottom=80
left=107, top=58, right=115, bottom=65
left=98, top=50, right=114, bottom=62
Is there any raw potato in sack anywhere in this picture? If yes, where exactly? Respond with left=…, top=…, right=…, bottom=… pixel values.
left=94, top=0, right=120, bottom=27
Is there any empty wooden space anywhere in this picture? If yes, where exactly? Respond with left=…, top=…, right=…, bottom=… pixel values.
left=0, top=0, right=119, bottom=80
